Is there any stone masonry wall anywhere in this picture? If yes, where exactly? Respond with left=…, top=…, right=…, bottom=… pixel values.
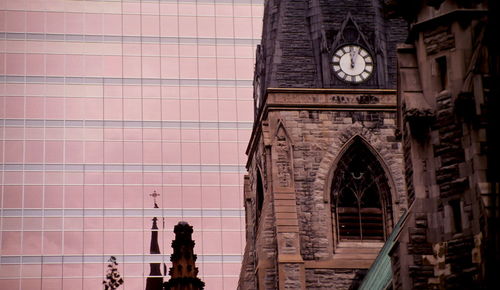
left=240, top=91, right=407, bottom=289
left=432, top=93, right=467, bottom=200
left=392, top=2, right=493, bottom=288
left=305, top=268, right=367, bottom=290
left=268, top=106, right=406, bottom=260
left=240, top=136, right=279, bottom=289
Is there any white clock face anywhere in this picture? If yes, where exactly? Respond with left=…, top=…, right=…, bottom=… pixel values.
left=332, top=45, right=374, bottom=83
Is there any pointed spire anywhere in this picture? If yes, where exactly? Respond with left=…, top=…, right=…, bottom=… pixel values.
left=146, top=191, right=163, bottom=290
left=150, top=217, right=160, bottom=255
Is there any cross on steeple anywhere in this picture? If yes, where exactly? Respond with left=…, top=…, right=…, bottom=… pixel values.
left=150, top=190, right=160, bottom=208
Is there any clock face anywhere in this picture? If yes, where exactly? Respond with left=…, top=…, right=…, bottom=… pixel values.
left=332, top=45, right=374, bottom=83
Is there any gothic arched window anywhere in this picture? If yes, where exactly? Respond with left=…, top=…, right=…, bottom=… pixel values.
left=256, top=171, right=264, bottom=226
left=331, top=138, right=392, bottom=241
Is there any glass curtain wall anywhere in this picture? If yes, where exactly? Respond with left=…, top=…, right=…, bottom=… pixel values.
left=0, top=0, right=263, bottom=289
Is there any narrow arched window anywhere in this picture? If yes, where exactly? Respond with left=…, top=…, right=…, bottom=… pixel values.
left=332, top=138, right=391, bottom=241
left=256, top=171, right=264, bottom=226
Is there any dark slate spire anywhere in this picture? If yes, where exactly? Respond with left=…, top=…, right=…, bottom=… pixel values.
left=253, top=0, right=407, bottom=116
left=164, top=222, right=205, bottom=290
left=257, top=0, right=408, bottom=89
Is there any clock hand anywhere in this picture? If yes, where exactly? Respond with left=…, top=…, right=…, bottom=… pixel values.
left=349, top=47, right=358, bottom=68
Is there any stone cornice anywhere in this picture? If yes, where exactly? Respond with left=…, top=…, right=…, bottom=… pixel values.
left=245, top=89, right=397, bottom=167
left=411, top=8, right=487, bottom=32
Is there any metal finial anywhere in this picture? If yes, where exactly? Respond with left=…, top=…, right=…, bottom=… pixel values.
left=149, top=190, right=160, bottom=208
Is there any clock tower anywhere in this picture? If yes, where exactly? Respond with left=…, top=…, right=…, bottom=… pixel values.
left=240, top=1, right=408, bottom=289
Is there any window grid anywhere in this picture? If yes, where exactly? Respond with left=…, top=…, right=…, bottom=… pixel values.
left=0, top=0, right=262, bottom=289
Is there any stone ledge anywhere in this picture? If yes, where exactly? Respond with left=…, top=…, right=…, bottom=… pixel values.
left=275, top=199, right=296, bottom=206
left=276, top=212, right=298, bottom=219
left=277, top=226, right=300, bottom=233
left=274, top=193, right=297, bottom=200
left=275, top=206, right=298, bottom=213
left=276, top=219, right=299, bottom=226
left=304, top=259, right=375, bottom=269
left=278, top=254, right=305, bottom=263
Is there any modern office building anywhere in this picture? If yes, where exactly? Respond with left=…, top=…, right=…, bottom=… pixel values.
left=0, top=0, right=263, bottom=289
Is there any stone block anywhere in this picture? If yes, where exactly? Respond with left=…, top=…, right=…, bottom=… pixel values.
left=276, top=212, right=298, bottom=220
left=275, top=199, right=296, bottom=206
left=275, top=206, right=298, bottom=213
left=274, top=193, right=296, bottom=200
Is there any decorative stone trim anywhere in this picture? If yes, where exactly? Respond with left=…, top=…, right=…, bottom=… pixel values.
left=314, top=123, right=405, bottom=206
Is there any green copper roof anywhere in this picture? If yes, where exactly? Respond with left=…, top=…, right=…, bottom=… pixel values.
left=358, top=210, right=409, bottom=290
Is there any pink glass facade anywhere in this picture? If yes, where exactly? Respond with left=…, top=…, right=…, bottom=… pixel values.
left=0, top=0, right=263, bottom=289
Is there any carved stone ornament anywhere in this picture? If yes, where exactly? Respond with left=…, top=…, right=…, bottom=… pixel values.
left=275, top=137, right=292, bottom=188
left=272, top=121, right=294, bottom=190
left=403, top=92, right=435, bottom=138
left=331, top=12, right=373, bottom=53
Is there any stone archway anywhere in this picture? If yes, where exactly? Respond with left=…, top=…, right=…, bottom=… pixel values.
left=306, top=124, right=405, bottom=259
left=314, top=124, right=405, bottom=211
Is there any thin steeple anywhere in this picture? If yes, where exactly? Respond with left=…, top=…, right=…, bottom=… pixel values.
left=145, top=191, right=164, bottom=290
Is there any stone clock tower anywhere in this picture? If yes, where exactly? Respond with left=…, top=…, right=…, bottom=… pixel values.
left=239, top=0, right=408, bottom=289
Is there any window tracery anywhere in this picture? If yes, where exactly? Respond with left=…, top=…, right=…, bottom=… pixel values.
left=331, top=138, right=392, bottom=241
